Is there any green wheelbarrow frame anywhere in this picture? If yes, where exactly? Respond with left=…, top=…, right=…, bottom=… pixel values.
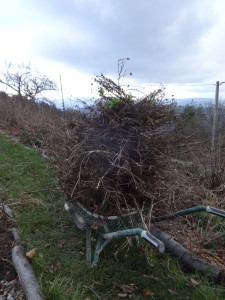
left=65, top=202, right=225, bottom=266
left=65, top=202, right=164, bottom=266
left=152, top=205, right=225, bottom=222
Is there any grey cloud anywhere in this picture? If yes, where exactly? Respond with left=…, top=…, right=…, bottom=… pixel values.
left=27, top=0, right=217, bottom=83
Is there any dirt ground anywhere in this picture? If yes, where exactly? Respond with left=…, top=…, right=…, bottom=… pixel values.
left=0, top=209, right=25, bottom=299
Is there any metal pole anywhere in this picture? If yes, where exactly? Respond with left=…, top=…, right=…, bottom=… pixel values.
left=59, top=75, right=65, bottom=111
left=211, top=81, right=220, bottom=186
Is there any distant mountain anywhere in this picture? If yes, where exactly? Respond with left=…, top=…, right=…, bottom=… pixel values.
left=174, top=98, right=213, bottom=106
left=53, top=97, right=215, bottom=111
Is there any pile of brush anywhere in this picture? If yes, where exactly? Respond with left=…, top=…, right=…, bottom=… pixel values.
left=44, top=74, right=177, bottom=216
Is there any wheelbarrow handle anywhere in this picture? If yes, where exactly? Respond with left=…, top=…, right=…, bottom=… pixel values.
left=141, top=231, right=165, bottom=253
left=103, top=228, right=165, bottom=253
left=206, top=206, right=225, bottom=218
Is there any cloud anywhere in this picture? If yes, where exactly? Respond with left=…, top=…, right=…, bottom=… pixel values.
left=24, top=0, right=217, bottom=83
left=0, top=0, right=225, bottom=100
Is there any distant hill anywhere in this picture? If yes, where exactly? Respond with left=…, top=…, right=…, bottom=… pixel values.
left=52, top=97, right=215, bottom=111
left=175, top=98, right=213, bottom=107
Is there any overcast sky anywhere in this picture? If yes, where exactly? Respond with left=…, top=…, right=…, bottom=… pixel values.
left=0, top=0, right=225, bottom=105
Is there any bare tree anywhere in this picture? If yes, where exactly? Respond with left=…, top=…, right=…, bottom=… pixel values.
left=0, top=63, right=57, bottom=101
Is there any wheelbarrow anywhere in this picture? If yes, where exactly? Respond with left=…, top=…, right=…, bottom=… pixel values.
left=64, top=202, right=165, bottom=266
left=65, top=202, right=225, bottom=266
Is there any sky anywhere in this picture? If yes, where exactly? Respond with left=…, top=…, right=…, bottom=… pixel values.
left=0, top=0, right=225, bottom=107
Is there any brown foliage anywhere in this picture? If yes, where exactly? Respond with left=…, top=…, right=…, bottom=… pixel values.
left=0, top=92, right=60, bottom=138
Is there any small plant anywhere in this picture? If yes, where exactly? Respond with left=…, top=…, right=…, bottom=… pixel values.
left=106, top=97, right=123, bottom=109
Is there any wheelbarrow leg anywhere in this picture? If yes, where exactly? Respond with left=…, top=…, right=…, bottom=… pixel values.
left=86, top=227, right=112, bottom=266
left=92, top=236, right=112, bottom=266
left=86, top=226, right=92, bottom=266
left=91, top=228, right=165, bottom=266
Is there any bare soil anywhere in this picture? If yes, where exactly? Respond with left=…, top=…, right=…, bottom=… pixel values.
left=0, top=209, right=25, bottom=299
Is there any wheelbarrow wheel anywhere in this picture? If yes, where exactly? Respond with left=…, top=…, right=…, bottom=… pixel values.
left=72, top=209, right=87, bottom=231
left=64, top=202, right=87, bottom=231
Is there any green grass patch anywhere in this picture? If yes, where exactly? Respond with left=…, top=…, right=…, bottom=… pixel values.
left=1, top=133, right=225, bottom=299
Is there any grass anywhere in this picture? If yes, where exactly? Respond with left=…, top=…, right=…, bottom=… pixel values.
left=1, top=132, right=225, bottom=299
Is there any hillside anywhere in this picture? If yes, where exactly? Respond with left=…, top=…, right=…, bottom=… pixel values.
left=1, top=131, right=225, bottom=299
left=0, top=86, right=225, bottom=300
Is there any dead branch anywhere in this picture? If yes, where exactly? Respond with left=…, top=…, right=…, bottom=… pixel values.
left=150, top=224, right=225, bottom=285
left=12, top=245, right=46, bottom=300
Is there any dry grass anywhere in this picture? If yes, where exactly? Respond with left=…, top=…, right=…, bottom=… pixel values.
left=0, top=92, right=60, bottom=136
